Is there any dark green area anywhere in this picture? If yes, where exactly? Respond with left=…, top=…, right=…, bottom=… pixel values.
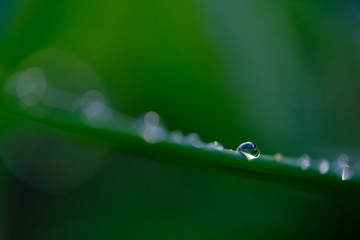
left=1, top=0, right=360, bottom=239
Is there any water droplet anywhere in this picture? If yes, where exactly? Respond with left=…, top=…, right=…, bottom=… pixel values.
left=4, top=49, right=110, bottom=117
left=236, top=142, right=260, bottom=160
left=170, top=130, right=184, bottom=143
left=336, top=154, right=352, bottom=180
left=142, top=126, right=166, bottom=144
left=144, top=111, right=160, bottom=127
left=298, top=154, right=311, bottom=170
left=207, top=141, right=224, bottom=151
left=318, top=158, right=329, bottom=174
left=81, top=90, right=113, bottom=127
left=342, top=167, right=352, bottom=181
left=185, top=133, right=204, bottom=148
left=274, top=153, right=283, bottom=161
left=136, top=111, right=167, bottom=143
left=337, top=154, right=349, bottom=168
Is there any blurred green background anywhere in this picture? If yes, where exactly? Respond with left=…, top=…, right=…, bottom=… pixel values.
left=1, top=0, right=360, bottom=239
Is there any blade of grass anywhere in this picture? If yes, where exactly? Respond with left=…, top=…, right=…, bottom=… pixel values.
left=1, top=107, right=359, bottom=197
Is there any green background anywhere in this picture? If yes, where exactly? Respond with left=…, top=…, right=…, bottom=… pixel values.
left=1, top=0, right=360, bottom=239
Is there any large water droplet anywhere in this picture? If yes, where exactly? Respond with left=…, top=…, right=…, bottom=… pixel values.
left=236, top=142, right=260, bottom=160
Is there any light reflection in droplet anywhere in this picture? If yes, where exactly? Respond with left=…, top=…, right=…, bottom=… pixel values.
left=298, top=154, right=311, bottom=170
left=334, top=154, right=353, bottom=180
left=236, top=142, right=260, bottom=160
left=342, top=165, right=352, bottom=181
left=318, top=158, right=330, bottom=174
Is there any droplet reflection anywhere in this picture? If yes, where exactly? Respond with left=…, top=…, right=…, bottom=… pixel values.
left=342, top=166, right=352, bottom=181
left=337, top=154, right=352, bottom=180
left=236, top=142, right=260, bottom=160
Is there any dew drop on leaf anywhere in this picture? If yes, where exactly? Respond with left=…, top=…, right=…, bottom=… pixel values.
left=318, top=158, right=329, bottom=174
left=207, top=141, right=224, bottom=151
left=298, top=154, right=311, bottom=170
left=273, top=153, right=283, bottom=161
left=236, top=142, right=260, bottom=160
left=170, top=130, right=184, bottom=143
left=184, top=133, right=204, bottom=148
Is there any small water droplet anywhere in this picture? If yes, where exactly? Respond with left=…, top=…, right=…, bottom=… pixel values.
left=185, top=133, right=204, bottom=148
left=318, top=158, right=329, bottom=174
left=136, top=111, right=166, bottom=143
left=81, top=90, right=113, bottom=127
left=274, top=153, right=283, bottom=161
left=337, top=154, right=349, bottom=168
left=142, top=126, right=166, bottom=143
left=144, top=111, right=160, bottom=127
left=342, top=165, right=352, bottom=181
left=170, top=130, right=184, bottom=143
left=236, top=142, right=260, bottom=160
left=4, top=49, right=110, bottom=116
left=334, top=154, right=353, bottom=180
left=298, top=154, right=311, bottom=170
left=207, top=141, right=224, bottom=151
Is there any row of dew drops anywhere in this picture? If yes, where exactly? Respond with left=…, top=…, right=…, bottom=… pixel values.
left=135, top=111, right=354, bottom=181
left=5, top=61, right=355, bottom=182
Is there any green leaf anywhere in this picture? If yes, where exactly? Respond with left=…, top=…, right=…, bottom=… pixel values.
left=1, top=107, right=359, bottom=197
